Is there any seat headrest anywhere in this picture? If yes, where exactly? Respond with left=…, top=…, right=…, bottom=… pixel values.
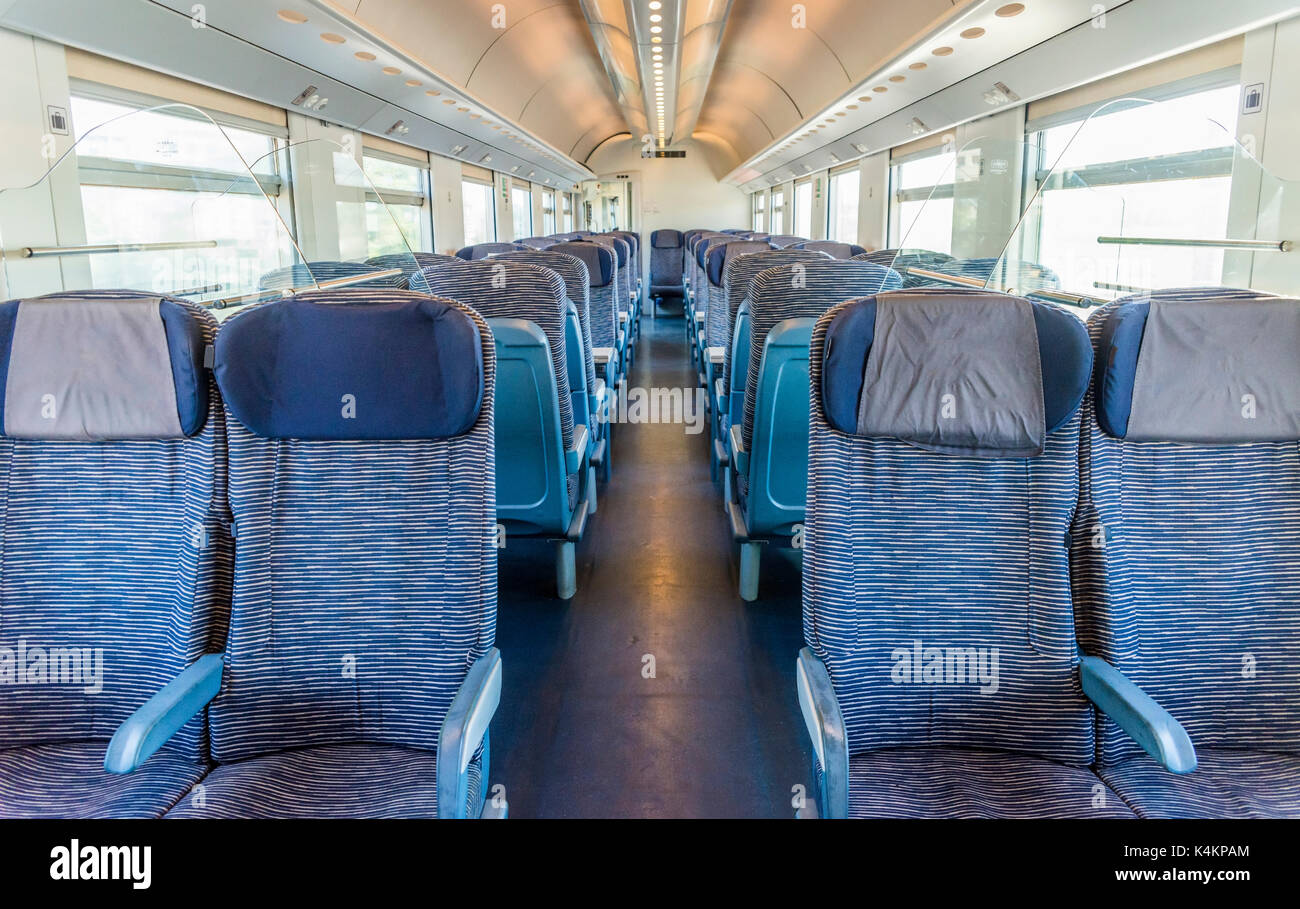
left=651, top=230, right=683, bottom=249
left=518, top=237, right=558, bottom=249
left=551, top=242, right=613, bottom=287
left=594, top=237, right=628, bottom=267
left=1095, top=289, right=1300, bottom=443
left=455, top=243, right=526, bottom=261
left=215, top=290, right=483, bottom=441
left=821, top=290, right=1092, bottom=458
left=708, top=240, right=772, bottom=286
left=797, top=240, right=867, bottom=259
left=491, top=249, right=589, bottom=301
left=0, top=292, right=210, bottom=441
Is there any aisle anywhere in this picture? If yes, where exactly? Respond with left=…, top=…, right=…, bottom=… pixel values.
left=491, top=309, right=809, bottom=818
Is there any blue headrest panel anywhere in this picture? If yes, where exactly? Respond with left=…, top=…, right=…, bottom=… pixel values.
left=216, top=291, right=483, bottom=440
left=708, top=240, right=770, bottom=286
left=651, top=230, right=682, bottom=249
left=552, top=242, right=613, bottom=286
left=822, top=292, right=1092, bottom=451
left=0, top=293, right=208, bottom=440
left=1095, top=290, right=1300, bottom=442
left=604, top=237, right=629, bottom=267
left=455, top=243, right=526, bottom=261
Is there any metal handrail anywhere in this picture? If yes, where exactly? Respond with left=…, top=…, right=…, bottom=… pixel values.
left=1097, top=236, right=1293, bottom=252
left=20, top=240, right=219, bottom=258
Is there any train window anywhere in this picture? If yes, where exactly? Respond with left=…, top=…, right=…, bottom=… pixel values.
left=461, top=177, right=496, bottom=246
left=68, top=93, right=288, bottom=293
left=561, top=192, right=573, bottom=232
left=770, top=187, right=785, bottom=233
left=1029, top=82, right=1240, bottom=293
left=541, top=189, right=557, bottom=234
left=511, top=182, right=533, bottom=239
left=793, top=179, right=813, bottom=237
left=827, top=167, right=860, bottom=244
left=360, top=152, right=433, bottom=256
left=890, top=145, right=956, bottom=254
left=752, top=191, right=767, bottom=231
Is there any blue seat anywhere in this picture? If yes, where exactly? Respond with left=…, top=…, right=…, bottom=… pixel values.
left=796, top=289, right=1154, bottom=818
left=589, top=236, right=637, bottom=365
left=456, top=242, right=527, bottom=260
left=140, top=287, right=503, bottom=819
left=609, top=230, right=642, bottom=308
left=552, top=241, right=621, bottom=392
left=854, top=249, right=958, bottom=288
left=649, top=229, right=686, bottom=309
left=1073, top=287, right=1300, bottom=818
left=726, top=260, right=902, bottom=600
left=518, top=236, right=558, bottom=249
left=690, top=235, right=739, bottom=369
left=767, top=235, right=808, bottom=249
left=709, top=248, right=831, bottom=488
left=794, top=240, right=867, bottom=259
left=0, top=290, right=230, bottom=818
left=259, top=260, right=404, bottom=291
left=492, top=248, right=610, bottom=495
left=367, top=252, right=461, bottom=290
left=420, top=261, right=591, bottom=599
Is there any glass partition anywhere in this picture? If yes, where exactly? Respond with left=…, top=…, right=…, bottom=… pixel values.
left=991, top=99, right=1298, bottom=307
left=0, top=104, right=421, bottom=318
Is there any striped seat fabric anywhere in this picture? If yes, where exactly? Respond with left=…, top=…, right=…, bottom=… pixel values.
left=367, top=252, right=461, bottom=291
left=258, top=260, right=403, bottom=290
left=801, top=290, right=1123, bottom=817
left=1072, top=287, right=1300, bottom=817
left=704, top=240, right=770, bottom=348
left=551, top=241, right=618, bottom=351
left=649, top=229, right=685, bottom=300
left=456, top=242, right=527, bottom=260
left=795, top=240, right=867, bottom=259
left=0, top=291, right=231, bottom=818
left=185, top=288, right=497, bottom=819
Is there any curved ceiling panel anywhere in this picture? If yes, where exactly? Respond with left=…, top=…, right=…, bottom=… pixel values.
left=697, top=0, right=963, bottom=162
left=349, top=0, right=627, bottom=163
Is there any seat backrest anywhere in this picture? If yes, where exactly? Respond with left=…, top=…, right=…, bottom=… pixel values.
left=610, top=231, right=641, bottom=287
left=650, top=229, right=685, bottom=286
left=0, top=291, right=230, bottom=761
left=693, top=234, right=734, bottom=314
left=402, top=254, right=465, bottom=292
left=209, top=289, right=494, bottom=762
left=741, top=260, right=902, bottom=455
left=518, top=236, right=558, bottom=249
left=706, top=240, right=771, bottom=345
left=491, top=250, right=596, bottom=396
left=796, top=240, right=867, bottom=259
left=259, top=261, right=402, bottom=291
left=455, top=242, right=527, bottom=261
left=857, top=249, right=959, bottom=288
left=719, top=249, right=830, bottom=394
left=804, top=289, right=1095, bottom=761
left=551, top=241, right=617, bottom=349
left=1072, top=287, right=1300, bottom=764
left=367, top=252, right=461, bottom=291
left=768, top=235, right=808, bottom=249
left=583, top=237, right=629, bottom=315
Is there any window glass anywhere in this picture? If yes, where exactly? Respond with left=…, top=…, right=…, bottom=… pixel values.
left=770, top=189, right=785, bottom=234
left=753, top=192, right=767, bottom=232
left=827, top=169, right=860, bottom=243
left=542, top=190, right=557, bottom=235
left=793, top=181, right=813, bottom=237
left=361, top=153, right=432, bottom=256
left=462, top=179, right=496, bottom=246
left=512, top=185, right=532, bottom=239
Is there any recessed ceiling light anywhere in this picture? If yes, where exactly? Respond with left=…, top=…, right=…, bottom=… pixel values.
left=858, top=96, right=871, bottom=102
left=426, top=89, right=440, bottom=96
left=650, top=14, right=662, bottom=22
left=933, top=46, right=954, bottom=56
left=889, top=75, right=906, bottom=83
left=457, top=107, right=469, bottom=112
left=355, top=51, right=376, bottom=61
left=652, top=36, right=661, bottom=43
left=649, top=1, right=662, bottom=9
left=277, top=10, right=308, bottom=24
left=320, top=33, right=344, bottom=44
left=405, top=79, right=422, bottom=87
left=909, top=62, right=928, bottom=70
left=382, top=66, right=400, bottom=75
left=873, top=86, right=888, bottom=93
left=996, top=3, right=1025, bottom=16
left=442, top=99, right=456, bottom=105
left=846, top=104, right=858, bottom=110
left=960, top=27, right=986, bottom=39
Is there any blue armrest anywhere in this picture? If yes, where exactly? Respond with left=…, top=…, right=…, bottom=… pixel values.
left=566, top=424, right=589, bottom=474
left=436, top=648, right=503, bottom=819
left=104, top=653, right=224, bottom=774
left=729, top=423, right=748, bottom=476
left=1080, top=655, right=1197, bottom=774
left=796, top=648, right=849, bottom=818
left=714, top=378, right=727, bottom=416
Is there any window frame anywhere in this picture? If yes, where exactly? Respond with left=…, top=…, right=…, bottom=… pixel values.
left=360, top=147, right=435, bottom=254
left=461, top=173, right=498, bottom=245
left=826, top=164, right=861, bottom=244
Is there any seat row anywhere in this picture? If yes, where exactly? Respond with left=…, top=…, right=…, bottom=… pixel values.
left=793, top=284, right=1300, bottom=817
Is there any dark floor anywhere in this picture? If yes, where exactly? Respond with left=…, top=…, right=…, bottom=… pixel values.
left=491, top=304, right=810, bottom=818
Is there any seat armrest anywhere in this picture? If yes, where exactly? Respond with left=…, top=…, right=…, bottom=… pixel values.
left=729, top=423, right=748, bottom=476
left=566, top=424, right=589, bottom=474
left=1080, top=655, right=1197, bottom=774
left=104, top=654, right=224, bottom=774
left=714, top=378, right=727, bottom=415
left=618, top=311, right=629, bottom=325
left=590, top=378, right=608, bottom=419
left=796, top=648, right=849, bottom=818
left=436, top=648, right=503, bottom=819
left=707, top=346, right=725, bottom=366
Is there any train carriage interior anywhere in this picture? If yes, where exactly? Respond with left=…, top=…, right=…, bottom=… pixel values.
left=1, top=0, right=1299, bottom=886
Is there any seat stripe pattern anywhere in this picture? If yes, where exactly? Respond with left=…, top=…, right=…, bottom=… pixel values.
left=706, top=241, right=774, bottom=347
left=368, top=253, right=462, bottom=291
left=1097, top=748, right=1300, bottom=818
left=0, top=742, right=207, bottom=818
left=719, top=249, right=830, bottom=396
left=491, top=250, right=597, bottom=394
left=803, top=297, right=1095, bottom=764
left=848, top=749, right=1135, bottom=818
left=584, top=237, right=629, bottom=315
left=0, top=291, right=232, bottom=764
left=164, top=743, right=482, bottom=819
left=1071, top=286, right=1300, bottom=765
left=207, top=289, right=498, bottom=763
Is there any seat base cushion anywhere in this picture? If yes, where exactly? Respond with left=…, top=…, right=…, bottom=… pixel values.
left=0, top=742, right=206, bottom=818
left=1099, top=748, right=1300, bottom=818
left=165, top=743, right=478, bottom=818
left=848, top=748, right=1136, bottom=818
